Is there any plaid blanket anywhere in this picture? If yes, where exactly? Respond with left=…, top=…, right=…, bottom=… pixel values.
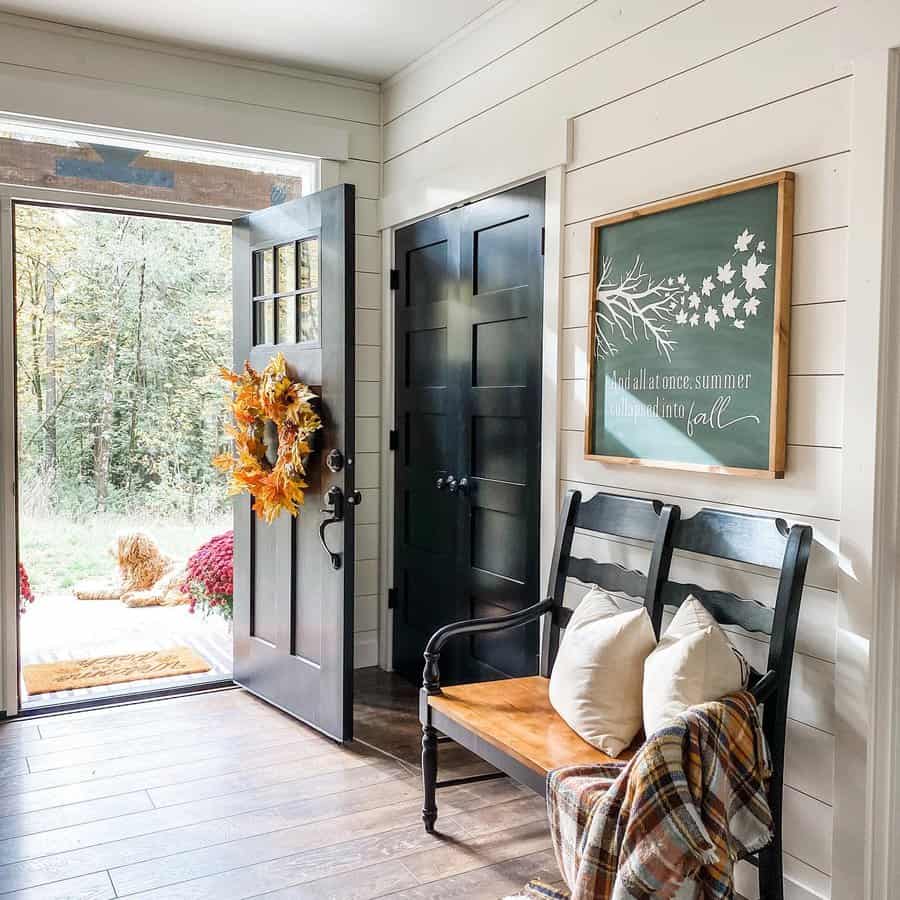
left=547, top=691, right=772, bottom=900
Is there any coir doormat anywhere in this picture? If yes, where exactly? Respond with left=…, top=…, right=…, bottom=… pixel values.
left=23, top=647, right=211, bottom=695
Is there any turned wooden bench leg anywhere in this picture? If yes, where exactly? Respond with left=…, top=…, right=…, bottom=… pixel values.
left=422, top=724, right=438, bottom=833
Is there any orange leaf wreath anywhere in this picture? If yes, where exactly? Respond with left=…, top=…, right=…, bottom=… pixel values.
left=213, top=353, right=322, bottom=524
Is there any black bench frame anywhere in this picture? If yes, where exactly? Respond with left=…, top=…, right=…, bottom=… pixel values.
left=419, top=488, right=812, bottom=900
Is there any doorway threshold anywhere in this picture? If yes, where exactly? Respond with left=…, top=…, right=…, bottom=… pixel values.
left=17, top=678, right=237, bottom=719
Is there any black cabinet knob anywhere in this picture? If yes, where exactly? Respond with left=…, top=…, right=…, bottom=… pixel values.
left=436, top=475, right=448, bottom=491
left=457, top=476, right=470, bottom=496
left=446, top=475, right=459, bottom=494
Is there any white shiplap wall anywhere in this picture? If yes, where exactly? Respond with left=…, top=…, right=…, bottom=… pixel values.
left=0, top=15, right=383, bottom=713
left=344, top=162, right=383, bottom=668
left=381, top=3, right=848, bottom=897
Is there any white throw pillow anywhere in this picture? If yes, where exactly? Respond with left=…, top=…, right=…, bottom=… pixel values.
left=549, top=587, right=657, bottom=757
left=643, top=595, right=750, bottom=737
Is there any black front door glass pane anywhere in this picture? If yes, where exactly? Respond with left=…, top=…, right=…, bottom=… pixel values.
left=262, top=248, right=275, bottom=296
left=299, top=291, right=320, bottom=343
left=255, top=299, right=275, bottom=345
left=276, top=295, right=296, bottom=344
left=299, top=238, right=319, bottom=290
left=277, top=243, right=295, bottom=294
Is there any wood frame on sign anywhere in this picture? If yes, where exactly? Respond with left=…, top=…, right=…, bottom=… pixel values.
left=584, top=170, right=795, bottom=479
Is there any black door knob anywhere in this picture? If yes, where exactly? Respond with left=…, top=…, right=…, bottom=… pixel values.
left=446, top=475, right=459, bottom=494
left=436, top=475, right=447, bottom=490
left=457, top=476, right=470, bottom=496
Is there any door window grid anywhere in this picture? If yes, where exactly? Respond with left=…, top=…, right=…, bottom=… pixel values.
left=252, top=236, right=320, bottom=346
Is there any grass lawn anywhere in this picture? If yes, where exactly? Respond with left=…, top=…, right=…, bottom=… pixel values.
left=19, top=512, right=232, bottom=594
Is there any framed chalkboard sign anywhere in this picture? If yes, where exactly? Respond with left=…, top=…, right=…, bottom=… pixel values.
left=585, top=172, right=794, bottom=478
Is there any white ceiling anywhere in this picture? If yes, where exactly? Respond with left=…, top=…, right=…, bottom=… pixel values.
left=0, top=0, right=502, bottom=82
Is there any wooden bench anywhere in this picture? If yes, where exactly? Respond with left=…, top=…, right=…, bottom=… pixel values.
left=419, top=488, right=812, bottom=900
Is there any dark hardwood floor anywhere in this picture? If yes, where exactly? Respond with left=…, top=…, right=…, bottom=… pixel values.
left=0, top=670, right=560, bottom=899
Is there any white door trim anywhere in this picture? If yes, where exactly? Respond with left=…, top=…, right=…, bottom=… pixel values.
left=377, top=167, right=566, bottom=673
left=0, top=183, right=252, bottom=717
left=854, top=46, right=900, bottom=900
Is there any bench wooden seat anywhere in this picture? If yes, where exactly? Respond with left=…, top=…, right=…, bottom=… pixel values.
left=418, top=487, right=813, bottom=900
left=428, top=676, right=633, bottom=777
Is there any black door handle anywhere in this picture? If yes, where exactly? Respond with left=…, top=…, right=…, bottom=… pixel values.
left=319, top=485, right=344, bottom=570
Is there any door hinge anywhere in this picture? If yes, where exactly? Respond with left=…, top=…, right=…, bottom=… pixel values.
left=540, top=227, right=545, bottom=256
left=389, top=428, right=398, bottom=451
left=388, top=587, right=398, bottom=609
left=389, top=269, right=400, bottom=290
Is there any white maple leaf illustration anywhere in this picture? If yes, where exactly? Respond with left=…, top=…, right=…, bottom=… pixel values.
left=667, top=277, right=674, bottom=286
left=742, top=254, right=770, bottom=293
left=744, top=296, right=760, bottom=317
left=701, top=276, right=715, bottom=297
left=677, top=273, right=687, bottom=285
left=734, top=229, right=754, bottom=252
left=689, top=313, right=700, bottom=327
left=721, top=289, right=740, bottom=318
left=717, top=261, right=736, bottom=284
left=675, top=309, right=688, bottom=325
left=734, top=319, right=745, bottom=330
left=757, top=240, right=766, bottom=252
left=704, top=305, right=720, bottom=329
left=688, top=292, right=701, bottom=309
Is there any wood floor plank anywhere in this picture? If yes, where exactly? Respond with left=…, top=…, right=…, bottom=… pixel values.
left=4, top=740, right=354, bottom=816
left=246, top=858, right=420, bottom=900
left=0, top=870, right=116, bottom=900
left=1, top=726, right=314, bottom=796
left=113, top=796, right=545, bottom=900
left=110, top=787, right=535, bottom=896
left=24, top=717, right=317, bottom=773
left=0, top=791, right=154, bottom=842
left=369, top=849, right=561, bottom=900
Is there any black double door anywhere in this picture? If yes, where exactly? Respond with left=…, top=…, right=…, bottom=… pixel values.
left=393, top=179, right=545, bottom=685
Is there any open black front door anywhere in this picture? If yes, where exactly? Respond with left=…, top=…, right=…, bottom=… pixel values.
left=393, top=179, right=545, bottom=685
left=233, top=184, right=355, bottom=741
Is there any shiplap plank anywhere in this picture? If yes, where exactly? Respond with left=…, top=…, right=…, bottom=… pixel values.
left=560, top=479, right=840, bottom=593
left=354, top=452, right=380, bottom=489
left=354, top=560, right=378, bottom=597
left=783, top=788, right=834, bottom=875
left=355, top=236, right=380, bottom=274
left=1, top=870, right=116, bottom=900
left=564, top=156, right=849, bottom=277
left=383, top=0, right=837, bottom=193
left=788, top=375, right=843, bottom=447
left=791, top=303, right=846, bottom=375
left=356, top=272, right=380, bottom=310
left=356, top=346, right=381, bottom=381
left=382, top=0, right=590, bottom=122
left=341, top=160, right=379, bottom=200
left=567, top=529, right=837, bottom=663
left=355, top=198, right=378, bottom=236
left=384, top=0, right=692, bottom=161
left=561, top=430, right=842, bottom=520
left=793, top=229, right=847, bottom=304
left=570, top=12, right=845, bottom=169
left=355, top=523, right=378, bottom=561
left=354, top=594, right=379, bottom=633
left=0, top=17, right=380, bottom=125
left=355, top=380, right=381, bottom=417
left=356, top=307, right=381, bottom=345
left=566, top=85, right=850, bottom=225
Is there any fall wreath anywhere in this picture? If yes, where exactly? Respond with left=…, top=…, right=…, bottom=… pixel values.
left=214, top=353, right=322, bottom=523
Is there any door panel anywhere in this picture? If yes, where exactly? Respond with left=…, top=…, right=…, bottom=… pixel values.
left=393, top=179, right=545, bottom=685
left=233, top=184, right=355, bottom=741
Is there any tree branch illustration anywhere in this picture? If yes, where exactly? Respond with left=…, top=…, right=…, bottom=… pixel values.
left=594, top=256, right=683, bottom=361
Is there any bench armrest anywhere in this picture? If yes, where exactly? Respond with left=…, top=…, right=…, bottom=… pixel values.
left=751, top=670, right=777, bottom=703
left=422, top=598, right=554, bottom=693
